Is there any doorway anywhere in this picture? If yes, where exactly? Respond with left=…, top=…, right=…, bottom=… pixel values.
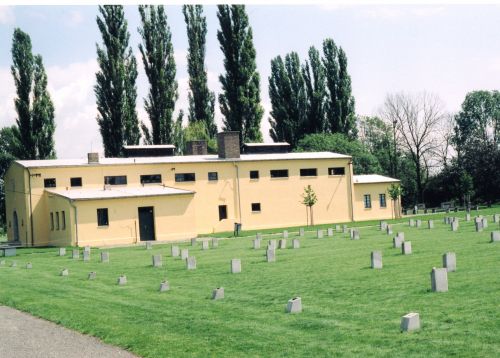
left=13, top=211, right=19, bottom=242
left=138, top=206, right=155, bottom=241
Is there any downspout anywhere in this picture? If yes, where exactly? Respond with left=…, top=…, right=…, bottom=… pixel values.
left=347, top=160, right=355, bottom=222
left=69, top=200, right=79, bottom=247
left=234, top=162, right=242, bottom=225
left=26, top=168, right=34, bottom=247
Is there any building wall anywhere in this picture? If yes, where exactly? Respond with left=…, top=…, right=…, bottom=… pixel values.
left=4, top=163, right=30, bottom=245
left=46, top=193, right=74, bottom=246
left=353, top=183, right=397, bottom=221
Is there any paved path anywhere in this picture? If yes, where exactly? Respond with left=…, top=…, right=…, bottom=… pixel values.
left=0, top=306, right=139, bottom=358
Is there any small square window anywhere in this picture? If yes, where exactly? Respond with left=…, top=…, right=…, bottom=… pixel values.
left=364, top=194, right=372, bottom=209
left=218, top=205, right=227, bottom=221
left=44, top=178, right=56, bottom=188
left=300, top=168, right=317, bottom=177
left=379, top=194, right=387, bottom=208
left=97, top=208, right=109, bottom=226
left=104, top=176, right=127, bottom=185
left=270, top=169, right=288, bottom=178
left=251, top=203, right=261, bottom=212
left=70, top=177, right=82, bottom=187
left=328, top=167, right=345, bottom=176
left=250, top=170, right=259, bottom=179
left=208, top=172, right=218, bottom=181
left=140, top=174, right=161, bottom=184
left=175, top=173, right=196, bottom=182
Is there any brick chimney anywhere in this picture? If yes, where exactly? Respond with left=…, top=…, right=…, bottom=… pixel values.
left=87, top=152, right=99, bottom=164
left=217, top=132, right=240, bottom=159
left=185, top=140, right=208, bottom=155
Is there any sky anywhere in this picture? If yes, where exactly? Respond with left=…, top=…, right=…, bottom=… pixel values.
left=1, top=4, right=500, bottom=158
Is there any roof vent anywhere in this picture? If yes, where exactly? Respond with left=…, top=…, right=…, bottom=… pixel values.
left=186, top=140, right=208, bottom=155
left=88, top=152, right=99, bottom=164
left=217, top=132, right=240, bottom=159
left=242, top=142, right=290, bottom=154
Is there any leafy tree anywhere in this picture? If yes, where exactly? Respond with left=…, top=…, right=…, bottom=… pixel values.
left=387, top=183, right=402, bottom=219
left=95, top=5, right=140, bottom=157
left=217, top=5, right=263, bottom=143
left=296, top=133, right=382, bottom=174
left=171, top=111, right=185, bottom=155
left=183, top=121, right=218, bottom=154
left=301, top=185, right=318, bottom=226
left=268, top=52, right=307, bottom=148
left=183, top=5, right=217, bottom=138
left=303, top=46, right=326, bottom=134
left=358, top=116, right=395, bottom=176
left=0, top=127, right=19, bottom=230
left=138, top=5, right=177, bottom=145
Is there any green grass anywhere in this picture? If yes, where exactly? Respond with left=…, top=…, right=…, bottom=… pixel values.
left=1, top=208, right=499, bottom=357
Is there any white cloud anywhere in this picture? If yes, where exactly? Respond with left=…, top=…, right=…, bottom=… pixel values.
left=0, top=68, right=16, bottom=128
left=0, top=6, right=15, bottom=25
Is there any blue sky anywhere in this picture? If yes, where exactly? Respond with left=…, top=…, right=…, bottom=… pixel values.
left=1, top=4, right=500, bottom=158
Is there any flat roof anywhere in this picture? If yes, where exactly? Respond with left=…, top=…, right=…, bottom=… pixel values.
left=46, top=185, right=194, bottom=201
left=244, top=142, right=290, bottom=146
left=123, top=145, right=175, bottom=149
left=353, top=174, right=400, bottom=184
left=16, top=152, right=351, bottom=169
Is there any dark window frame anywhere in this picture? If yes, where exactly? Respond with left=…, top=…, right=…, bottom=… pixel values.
left=364, top=194, right=372, bottom=209
left=70, top=177, right=82, bottom=187
left=218, top=205, right=228, bottom=221
left=328, top=167, right=345, bottom=176
left=208, top=172, right=218, bottom=181
left=97, top=208, right=109, bottom=226
left=250, top=170, right=259, bottom=180
left=104, top=176, right=127, bottom=185
left=270, top=169, right=289, bottom=178
left=44, top=178, right=56, bottom=188
left=251, top=203, right=261, bottom=212
left=50, top=212, right=54, bottom=231
left=140, top=174, right=162, bottom=184
left=55, top=212, right=60, bottom=230
left=175, top=173, right=196, bottom=182
left=300, top=168, right=318, bottom=177
left=379, top=193, right=387, bottom=208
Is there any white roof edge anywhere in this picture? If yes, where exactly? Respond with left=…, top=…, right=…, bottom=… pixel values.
left=124, top=144, right=175, bottom=149
left=353, top=174, right=400, bottom=184
left=244, top=142, right=290, bottom=146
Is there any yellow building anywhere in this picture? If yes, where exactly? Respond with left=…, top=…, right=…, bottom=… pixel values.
left=4, top=132, right=400, bottom=247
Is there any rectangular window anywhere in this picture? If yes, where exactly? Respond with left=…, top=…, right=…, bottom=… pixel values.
left=251, top=203, right=261, bottom=212
left=208, top=172, right=218, bottom=181
left=270, top=169, right=289, bottom=178
left=300, top=168, right=317, bottom=177
left=55, top=212, right=60, bottom=230
left=50, top=212, right=54, bottom=230
left=70, top=177, right=82, bottom=187
left=44, top=178, right=56, bottom=188
left=379, top=194, right=387, bottom=208
left=250, top=170, right=259, bottom=179
left=104, top=176, right=127, bottom=185
left=61, top=211, right=66, bottom=230
left=364, top=194, right=372, bottom=209
left=140, top=174, right=162, bottom=184
left=218, top=205, right=227, bottom=221
left=175, top=173, right=196, bottom=182
left=328, top=167, right=345, bottom=176
left=97, top=208, right=109, bottom=226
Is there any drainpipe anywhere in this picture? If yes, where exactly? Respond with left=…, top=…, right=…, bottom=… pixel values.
left=69, top=200, right=79, bottom=247
left=26, top=168, right=34, bottom=247
left=347, top=160, right=355, bottom=222
left=233, top=162, right=242, bottom=225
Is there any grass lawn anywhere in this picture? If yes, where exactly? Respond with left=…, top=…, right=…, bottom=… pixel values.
left=0, top=208, right=499, bottom=357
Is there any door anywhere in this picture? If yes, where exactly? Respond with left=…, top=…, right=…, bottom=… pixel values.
left=138, top=207, right=155, bottom=241
left=12, top=211, right=19, bottom=242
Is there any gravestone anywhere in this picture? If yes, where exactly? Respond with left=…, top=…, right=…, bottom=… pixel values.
left=256, top=233, right=263, bottom=241
left=117, top=275, right=127, bottom=285
left=342, top=225, right=348, bottom=234
left=299, top=228, right=305, bottom=237
left=283, top=230, right=288, bottom=239
left=386, top=225, right=393, bottom=235
left=380, top=221, right=387, bottom=231
left=475, top=221, right=483, bottom=232
left=371, top=251, right=382, bottom=269
left=416, top=220, right=422, bottom=228
left=278, top=239, right=287, bottom=249
left=191, top=238, right=197, bottom=246
left=159, top=280, right=170, bottom=292
left=352, top=229, right=360, bottom=240
left=171, top=245, right=180, bottom=257
left=451, top=221, right=459, bottom=232
left=442, top=252, right=456, bottom=272
left=317, top=229, right=324, bottom=239
left=202, top=240, right=209, bottom=250
left=88, top=271, right=96, bottom=280
left=231, top=259, right=241, bottom=273
left=181, top=249, right=189, bottom=260
left=186, top=256, right=196, bottom=270
left=465, top=213, right=471, bottom=222
left=60, top=268, right=69, bottom=276
left=482, top=218, right=488, bottom=228
left=493, top=214, right=499, bottom=223
left=253, top=238, right=261, bottom=249
left=393, top=236, right=404, bottom=249
left=292, top=239, right=300, bottom=249
left=58, top=248, right=66, bottom=256
left=430, top=267, right=448, bottom=292
left=26, top=262, right=32, bottom=269
left=400, top=312, right=420, bottom=332
left=327, top=228, right=334, bottom=237
left=268, top=240, right=277, bottom=250
left=266, top=249, right=276, bottom=262
left=83, top=251, right=90, bottom=262
left=428, top=220, right=434, bottom=229
left=146, top=242, right=153, bottom=250
left=409, top=219, right=415, bottom=227
left=152, top=254, right=162, bottom=268
left=84, top=246, right=91, bottom=253
left=100, top=252, right=109, bottom=263
left=10, top=261, right=16, bottom=267
left=335, top=224, right=341, bottom=232
left=0, top=260, right=5, bottom=266
left=491, top=231, right=500, bottom=242
left=396, top=232, right=405, bottom=241
left=72, top=250, right=79, bottom=259
left=3, top=248, right=16, bottom=257
left=286, top=297, right=302, bottom=313
left=443, top=217, right=448, bottom=224
left=212, top=287, right=224, bottom=300
left=212, top=238, right=219, bottom=248
left=402, top=241, right=412, bottom=255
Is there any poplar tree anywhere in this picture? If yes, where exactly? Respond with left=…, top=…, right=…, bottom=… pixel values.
left=217, top=5, right=263, bottom=143
left=138, top=5, right=177, bottom=144
left=95, top=5, right=140, bottom=157
left=183, top=5, right=216, bottom=138
left=303, top=46, right=326, bottom=134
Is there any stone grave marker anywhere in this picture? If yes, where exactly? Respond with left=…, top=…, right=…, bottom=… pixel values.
left=253, top=238, right=261, bottom=249
left=202, top=240, right=209, bottom=250
left=393, top=236, right=404, bottom=249
left=256, top=233, right=263, bottom=240
left=286, top=297, right=302, bottom=313
left=465, top=213, right=471, bottom=222
left=60, top=268, right=69, bottom=276
left=442, top=252, right=456, bottom=272
left=83, top=251, right=90, bottom=262
left=327, top=228, right=334, bottom=237
left=428, top=220, right=434, bottom=229
left=482, top=218, right=488, bottom=228
left=475, top=221, right=483, bottom=232
left=159, top=280, right=170, bottom=292
left=352, top=229, right=360, bottom=240
left=146, top=242, right=153, bottom=250
left=88, top=271, right=97, bottom=280
left=72, top=250, right=79, bottom=259
left=117, top=275, right=127, bottom=285
left=268, top=239, right=277, bottom=250
left=84, top=246, right=91, bottom=253
left=371, top=251, right=382, bottom=269
left=231, top=259, right=241, bottom=273
left=396, top=232, right=405, bottom=241
left=409, top=219, right=415, bottom=227
left=416, top=220, right=422, bottom=228
left=430, top=267, right=448, bottom=292
left=10, top=261, right=17, bottom=267
left=100, top=252, right=109, bottom=263
left=152, top=254, right=162, bottom=268
left=299, top=228, right=305, bottom=237
left=380, top=221, right=387, bottom=231
left=493, top=214, right=499, bottom=223
left=266, top=249, right=276, bottom=262
left=451, top=221, right=459, bottom=232
left=491, top=231, right=500, bottom=242
left=171, top=245, right=180, bottom=257
left=401, top=313, right=420, bottom=332
left=181, top=249, right=189, bottom=260
left=58, top=248, right=66, bottom=256
left=0, top=260, right=5, bottom=266
left=402, top=241, right=412, bottom=255
left=292, top=239, right=300, bottom=249
left=283, top=230, right=288, bottom=239
left=212, top=287, right=224, bottom=300
left=186, top=256, right=196, bottom=270
left=317, top=229, right=324, bottom=239
left=386, top=225, right=393, bottom=235
left=191, top=238, right=197, bottom=246
left=278, top=239, right=287, bottom=249
left=212, top=238, right=218, bottom=248
left=342, top=225, right=348, bottom=233
left=26, top=262, right=32, bottom=269
left=335, top=224, right=341, bottom=232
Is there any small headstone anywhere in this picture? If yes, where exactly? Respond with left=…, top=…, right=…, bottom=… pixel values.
left=442, top=252, right=456, bottom=272
left=253, top=238, right=261, bottom=249
left=60, top=268, right=69, bottom=276
left=380, top=221, right=387, bottom=231
left=88, top=271, right=97, bottom=280
left=202, top=240, right=209, bottom=250
left=171, top=245, right=180, bottom=257
left=152, top=254, right=162, bottom=268
left=268, top=239, right=277, bottom=250
left=10, top=261, right=17, bottom=267
left=317, top=229, right=324, bottom=239
left=396, top=232, right=405, bottom=241
left=386, top=225, right=393, bottom=235
left=186, top=256, right=196, bottom=270
left=72, top=250, right=79, bottom=259
left=26, top=262, right=32, bottom=269
left=191, top=238, right=197, bottom=246
left=402, top=241, right=412, bottom=255
left=371, top=251, right=382, bottom=269
left=299, top=228, right=305, bottom=237
left=278, top=239, right=287, bottom=249
left=327, top=228, right=334, bottom=237
left=256, top=233, right=263, bottom=240
left=491, top=231, right=500, bottom=242
left=292, top=239, right=300, bottom=249
left=352, top=229, right=360, bottom=240
left=266, top=249, right=276, bottom=262
left=84, top=246, right=91, bottom=253
left=475, top=221, right=483, bottom=232
left=393, top=236, right=404, bottom=249
left=100, top=252, right=109, bottom=263
left=416, top=220, right=422, bottom=228
left=430, top=267, right=448, bottom=292
left=181, top=249, right=189, bottom=260
left=231, top=259, right=241, bottom=273
left=212, top=238, right=219, bottom=248
left=493, top=214, right=499, bottom=223
left=335, top=224, right=341, bottom=232
left=283, top=230, right=288, bottom=239
left=4, top=248, right=16, bottom=257
left=428, top=220, right=434, bottom=229
left=465, top=213, right=471, bottom=222
left=409, top=219, right=415, bottom=227
left=0, top=260, right=5, bottom=266
left=286, top=297, right=302, bottom=313
left=212, top=287, right=224, bottom=300
left=146, top=241, right=153, bottom=250
left=58, top=248, right=66, bottom=256
left=342, top=225, right=347, bottom=234
left=117, top=275, right=127, bottom=285
left=451, top=221, right=459, bottom=232
left=159, top=280, right=170, bottom=292
left=401, top=312, right=420, bottom=332
left=83, top=251, right=90, bottom=262
left=482, top=218, right=488, bottom=228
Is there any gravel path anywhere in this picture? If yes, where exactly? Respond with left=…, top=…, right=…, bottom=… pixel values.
left=0, top=306, right=139, bottom=358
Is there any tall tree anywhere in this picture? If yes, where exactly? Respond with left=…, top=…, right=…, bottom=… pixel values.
left=11, top=28, right=56, bottom=160
left=217, top=5, right=263, bottom=143
left=138, top=5, right=177, bottom=145
left=183, top=5, right=217, bottom=138
left=303, top=46, right=326, bottom=134
left=95, top=5, right=140, bottom=157
left=268, top=52, right=307, bottom=148
left=337, top=47, right=356, bottom=137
